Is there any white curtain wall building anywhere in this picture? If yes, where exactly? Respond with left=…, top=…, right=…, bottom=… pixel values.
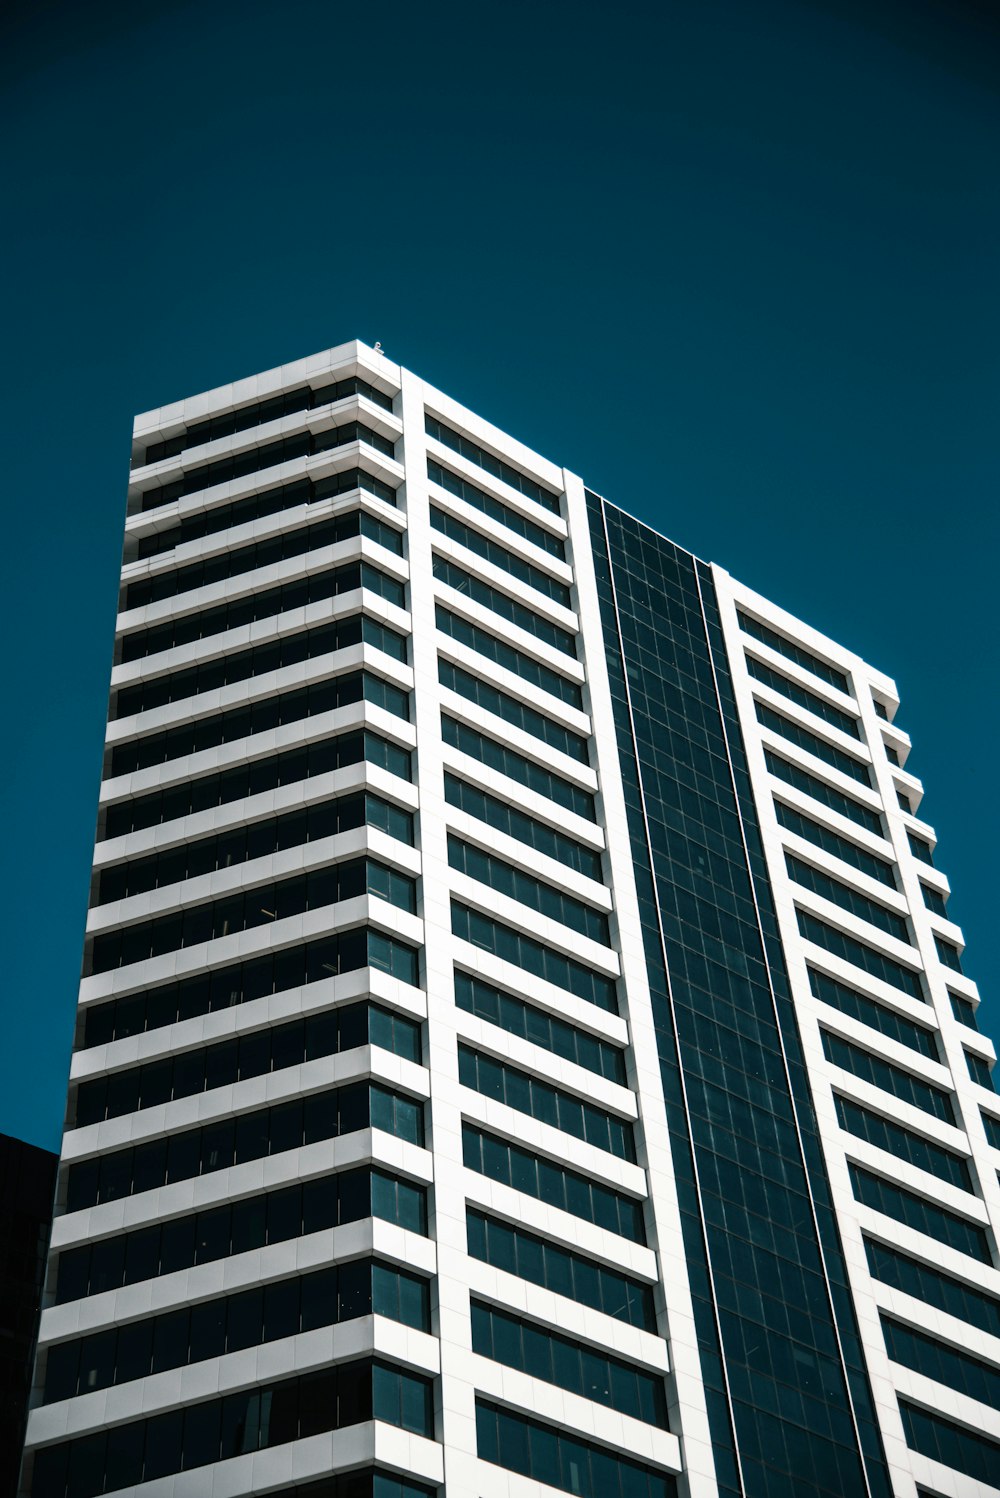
left=19, top=340, right=1000, bottom=1498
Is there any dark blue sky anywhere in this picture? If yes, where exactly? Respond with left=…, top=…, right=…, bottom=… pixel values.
left=2, top=0, right=997, bottom=1151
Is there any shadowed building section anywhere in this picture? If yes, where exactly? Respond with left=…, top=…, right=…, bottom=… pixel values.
left=0, top=1136, right=57, bottom=1498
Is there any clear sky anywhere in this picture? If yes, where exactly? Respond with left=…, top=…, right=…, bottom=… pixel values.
left=1, top=0, right=997, bottom=1152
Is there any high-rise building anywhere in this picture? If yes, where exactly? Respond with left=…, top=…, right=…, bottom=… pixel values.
left=19, top=340, right=999, bottom=1498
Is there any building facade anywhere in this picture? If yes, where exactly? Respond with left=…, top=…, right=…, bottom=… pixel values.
left=19, top=340, right=1000, bottom=1498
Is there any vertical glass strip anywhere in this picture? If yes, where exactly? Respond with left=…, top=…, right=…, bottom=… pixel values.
left=698, top=560, right=893, bottom=1497
left=588, top=495, right=891, bottom=1498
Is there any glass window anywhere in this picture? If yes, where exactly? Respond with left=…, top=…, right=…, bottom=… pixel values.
left=901, top=1401, right=1000, bottom=1486
left=865, top=1237, right=1000, bottom=1338
left=370, top=1171, right=399, bottom=1223
left=189, top=1299, right=227, bottom=1364
left=339, top=1365, right=374, bottom=1430
left=935, top=934, right=964, bottom=974
left=757, top=705, right=874, bottom=793
left=399, top=1370, right=433, bottom=1435
left=201, top=1119, right=235, bottom=1173
left=850, top=1164, right=991, bottom=1262
left=144, top=1409, right=184, bottom=1478
left=151, top=1308, right=189, bottom=1373
left=268, top=1099, right=303, bottom=1157
left=739, top=611, right=851, bottom=693
left=966, top=1049, right=995, bottom=1090
left=766, top=749, right=882, bottom=835
left=31, top=1445, right=68, bottom=1497
left=493, top=1309, right=526, bottom=1367
left=425, top=420, right=561, bottom=513
left=907, top=829, right=935, bottom=865
left=220, top=1388, right=256, bottom=1458
left=103, top=1421, right=145, bottom=1490
left=337, top=1002, right=367, bottom=1053
left=835, top=1095, right=970, bottom=1190
left=235, top=1108, right=271, bottom=1164
left=43, top=1341, right=80, bottom=1403
left=263, top=1185, right=300, bottom=1245
left=786, top=853, right=909, bottom=942
left=340, top=1260, right=371, bottom=1322
left=776, top=802, right=895, bottom=886
left=396, top=1177, right=427, bottom=1234
left=64, top=1432, right=105, bottom=1498
left=65, top=1159, right=97, bottom=1214
left=529, top=1414, right=562, bottom=1486
left=475, top=1398, right=678, bottom=1497
left=182, top=1399, right=221, bottom=1470
left=231, top=1195, right=267, bottom=1254
left=435, top=556, right=576, bottom=655
left=397, top=1271, right=429, bottom=1331
left=304, top=1089, right=339, bottom=1145
left=300, top=1268, right=338, bottom=1332
left=807, top=967, right=938, bottom=1059
left=746, top=654, right=860, bottom=738
left=337, top=1168, right=372, bottom=1226
left=949, top=989, right=978, bottom=1029
left=116, top=1318, right=153, bottom=1385
left=797, top=910, right=924, bottom=1001
left=302, top=1175, right=338, bottom=1234
left=263, top=1277, right=300, bottom=1343
left=88, top=1235, right=125, bottom=1295
left=451, top=903, right=616, bottom=1011
left=264, top=1377, right=300, bottom=1450
left=372, top=1362, right=401, bottom=1425
left=194, top=1206, right=230, bottom=1265
left=55, top=1246, right=90, bottom=1304
left=99, top=1149, right=133, bottom=1203
left=439, top=660, right=587, bottom=764
left=441, top=715, right=593, bottom=819
left=823, top=1030, right=954, bottom=1123
left=161, top=1214, right=197, bottom=1273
